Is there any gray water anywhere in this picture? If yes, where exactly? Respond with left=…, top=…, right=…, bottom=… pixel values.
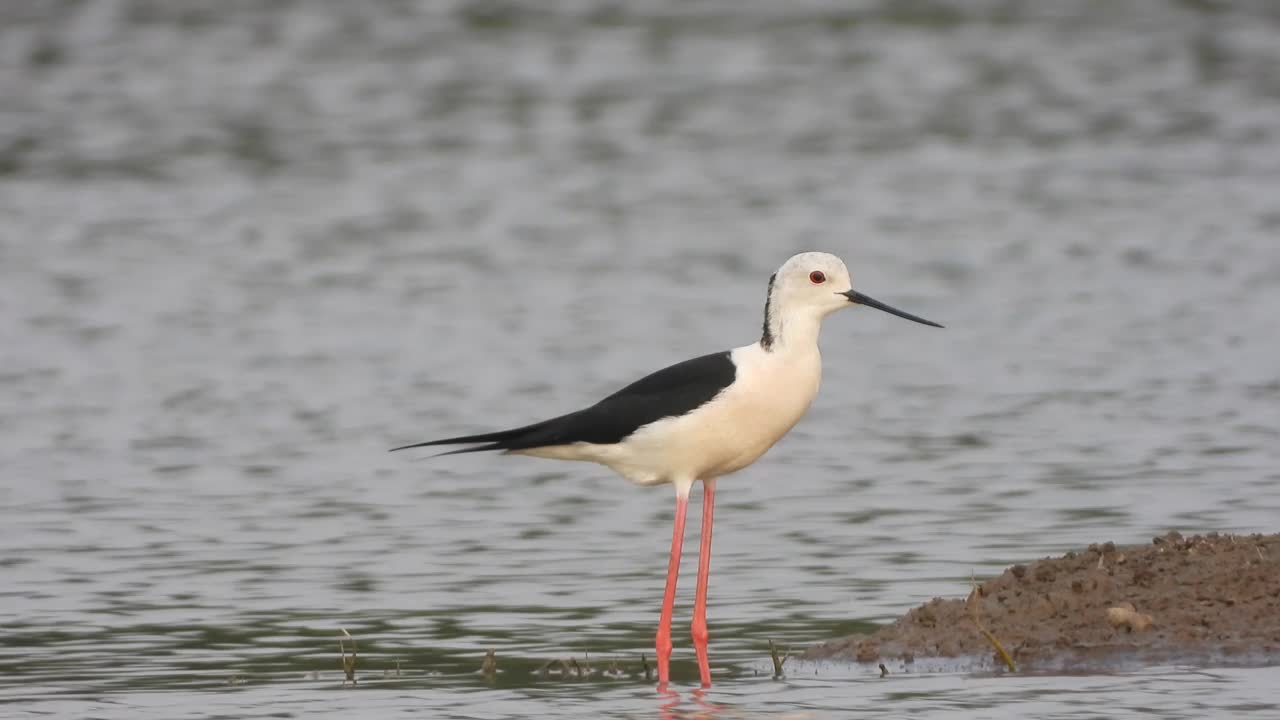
left=3, top=1, right=1280, bottom=717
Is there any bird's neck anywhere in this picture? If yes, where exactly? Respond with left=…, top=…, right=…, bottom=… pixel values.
left=760, top=288, right=823, bottom=353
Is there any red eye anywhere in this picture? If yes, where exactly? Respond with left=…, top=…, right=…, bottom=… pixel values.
left=809, top=270, right=826, bottom=284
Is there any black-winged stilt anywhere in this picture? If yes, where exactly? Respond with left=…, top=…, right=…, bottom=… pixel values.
left=392, top=252, right=942, bottom=688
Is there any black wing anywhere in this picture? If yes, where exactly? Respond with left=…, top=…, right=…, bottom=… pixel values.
left=390, top=351, right=737, bottom=455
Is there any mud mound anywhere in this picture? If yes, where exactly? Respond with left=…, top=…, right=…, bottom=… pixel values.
left=804, top=532, right=1280, bottom=670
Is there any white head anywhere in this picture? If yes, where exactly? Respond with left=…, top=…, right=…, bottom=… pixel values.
left=761, top=252, right=942, bottom=350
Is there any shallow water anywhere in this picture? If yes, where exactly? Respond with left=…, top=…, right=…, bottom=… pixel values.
left=2, top=1, right=1280, bottom=717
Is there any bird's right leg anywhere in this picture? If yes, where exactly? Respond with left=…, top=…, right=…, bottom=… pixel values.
left=655, top=487, right=690, bottom=689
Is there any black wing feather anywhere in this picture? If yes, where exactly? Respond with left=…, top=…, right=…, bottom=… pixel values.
left=390, top=351, right=736, bottom=454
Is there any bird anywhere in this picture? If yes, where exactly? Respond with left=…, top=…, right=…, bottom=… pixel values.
left=391, top=251, right=942, bottom=689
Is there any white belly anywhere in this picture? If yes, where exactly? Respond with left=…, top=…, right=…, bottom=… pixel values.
left=533, top=344, right=822, bottom=486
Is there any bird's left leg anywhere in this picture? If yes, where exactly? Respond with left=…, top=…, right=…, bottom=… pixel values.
left=655, top=487, right=690, bottom=689
left=691, top=477, right=716, bottom=688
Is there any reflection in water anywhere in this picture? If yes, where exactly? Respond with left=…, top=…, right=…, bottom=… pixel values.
left=2, top=1, right=1280, bottom=717
left=654, top=687, right=736, bottom=720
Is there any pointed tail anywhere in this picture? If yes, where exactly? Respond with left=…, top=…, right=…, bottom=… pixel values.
left=389, top=420, right=549, bottom=456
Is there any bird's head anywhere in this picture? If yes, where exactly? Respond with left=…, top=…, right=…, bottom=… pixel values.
left=762, top=252, right=942, bottom=348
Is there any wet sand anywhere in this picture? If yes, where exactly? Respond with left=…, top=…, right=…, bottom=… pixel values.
left=804, top=532, right=1280, bottom=670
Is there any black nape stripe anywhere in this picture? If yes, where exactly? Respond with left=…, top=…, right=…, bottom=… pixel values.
left=760, top=272, right=777, bottom=350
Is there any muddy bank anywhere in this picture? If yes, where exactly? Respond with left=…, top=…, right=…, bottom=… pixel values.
left=804, top=532, right=1280, bottom=670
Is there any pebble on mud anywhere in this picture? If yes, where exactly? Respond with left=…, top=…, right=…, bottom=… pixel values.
left=1107, top=603, right=1154, bottom=633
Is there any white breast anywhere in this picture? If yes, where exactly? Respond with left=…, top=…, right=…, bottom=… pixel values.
left=593, top=343, right=822, bottom=486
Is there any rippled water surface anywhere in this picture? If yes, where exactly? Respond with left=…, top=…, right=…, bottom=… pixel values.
left=3, top=1, right=1280, bottom=717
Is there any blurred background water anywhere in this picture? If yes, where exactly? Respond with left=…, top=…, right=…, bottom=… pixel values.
left=2, top=0, right=1279, bottom=717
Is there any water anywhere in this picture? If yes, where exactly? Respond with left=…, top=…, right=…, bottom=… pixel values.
left=3, top=1, right=1280, bottom=717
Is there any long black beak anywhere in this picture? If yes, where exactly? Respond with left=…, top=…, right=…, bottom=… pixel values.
left=842, top=290, right=944, bottom=328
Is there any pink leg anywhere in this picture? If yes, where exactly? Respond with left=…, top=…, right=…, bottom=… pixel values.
left=691, top=478, right=716, bottom=688
left=655, top=490, right=689, bottom=689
